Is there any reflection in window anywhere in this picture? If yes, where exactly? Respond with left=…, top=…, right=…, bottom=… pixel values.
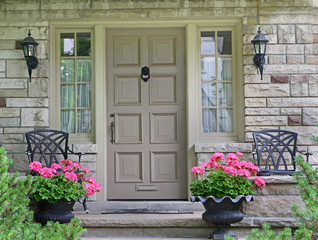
left=60, top=32, right=92, bottom=135
left=200, top=31, right=233, bottom=133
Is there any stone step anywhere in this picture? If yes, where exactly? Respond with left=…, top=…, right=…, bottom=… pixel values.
left=74, top=201, right=298, bottom=239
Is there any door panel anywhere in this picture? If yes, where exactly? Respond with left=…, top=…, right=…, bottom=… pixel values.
left=106, top=28, right=186, bottom=199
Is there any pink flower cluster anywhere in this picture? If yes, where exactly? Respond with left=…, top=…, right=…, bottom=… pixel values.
left=190, top=152, right=266, bottom=187
left=29, top=159, right=102, bottom=196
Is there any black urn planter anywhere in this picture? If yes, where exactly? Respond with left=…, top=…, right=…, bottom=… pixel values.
left=34, top=199, right=76, bottom=225
left=191, top=195, right=254, bottom=240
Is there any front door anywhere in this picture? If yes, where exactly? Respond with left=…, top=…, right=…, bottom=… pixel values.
left=106, top=28, right=186, bottom=199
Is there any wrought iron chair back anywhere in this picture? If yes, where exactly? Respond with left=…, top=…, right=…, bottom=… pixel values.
left=25, top=129, right=88, bottom=213
left=25, top=129, right=69, bottom=167
left=252, top=129, right=311, bottom=176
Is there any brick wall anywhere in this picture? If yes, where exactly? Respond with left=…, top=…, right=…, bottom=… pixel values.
left=0, top=0, right=317, bottom=172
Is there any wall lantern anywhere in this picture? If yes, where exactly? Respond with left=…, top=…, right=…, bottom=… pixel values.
left=251, top=27, right=268, bottom=80
left=21, top=30, right=39, bottom=82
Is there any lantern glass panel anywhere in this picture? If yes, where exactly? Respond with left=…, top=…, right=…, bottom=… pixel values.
left=260, top=42, right=266, bottom=54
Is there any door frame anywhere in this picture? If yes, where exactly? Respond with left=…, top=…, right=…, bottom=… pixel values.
left=49, top=18, right=243, bottom=201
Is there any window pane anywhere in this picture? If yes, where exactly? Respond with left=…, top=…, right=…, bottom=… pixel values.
left=77, top=110, right=92, bottom=133
left=60, top=59, right=75, bottom=82
left=219, top=109, right=233, bottom=132
left=77, top=84, right=91, bottom=108
left=202, top=83, right=216, bottom=106
left=77, top=33, right=91, bottom=56
left=217, top=31, right=232, bottom=55
left=201, top=57, right=216, bottom=81
left=218, top=57, right=232, bottom=80
left=77, top=59, right=91, bottom=82
left=61, top=85, right=75, bottom=108
left=202, top=108, right=216, bottom=132
left=61, top=110, right=75, bottom=133
left=219, top=83, right=233, bottom=106
left=60, top=33, right=74, bottom=56
left=201, top=31, right=215, bottom=55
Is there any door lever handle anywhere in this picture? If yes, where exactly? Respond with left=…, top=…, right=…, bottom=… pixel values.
left=110, top=121, right=115, bottom=144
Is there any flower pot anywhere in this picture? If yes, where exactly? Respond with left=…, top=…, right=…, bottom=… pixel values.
left=191, top=195, right=254, bottom=240
left=34, top=199, right=75, bottom=225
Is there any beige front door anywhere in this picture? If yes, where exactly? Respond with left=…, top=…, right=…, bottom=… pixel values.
left=106, top=28, right=186, bottom=200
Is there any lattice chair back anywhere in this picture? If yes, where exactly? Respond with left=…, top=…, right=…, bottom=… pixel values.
left=25, top=129, right=69, bottom=167
left=252, top=130, right=299, bottom=176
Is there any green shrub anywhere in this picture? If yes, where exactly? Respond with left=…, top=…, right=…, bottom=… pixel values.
left=0, top=147, right=86, bottom=239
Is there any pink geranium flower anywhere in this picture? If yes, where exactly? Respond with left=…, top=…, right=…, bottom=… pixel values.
left=51, top=163, right=61, bottom=170
left=201, top=162, right=210, bottom=169
left=40, top=167, right=54, bottom=177
left=62, top=165, right=73, bottom=173
left=224, top=166, right=237, bottom=176
left=65, top=172, right=78, bottom=182
left=85, top=183, right=96, bottom=195
left=254, top=177, right=266, bottom=187
left=73, top=162, right=82, bottom=169
left=190, top=166, right=205, bottom=175
left=29, top=162, right=42, bottom=173
left=83, top=168, right=91, bottom=174
left=59, top=159, right=72, bottom=166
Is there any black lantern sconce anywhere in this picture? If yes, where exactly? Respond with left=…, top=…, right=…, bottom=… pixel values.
left=251, top=27, right=268, bottom=80
left=21, top=30, right=39, bottom=82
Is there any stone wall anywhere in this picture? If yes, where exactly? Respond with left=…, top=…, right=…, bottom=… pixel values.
left=0, top=0, right=317, bottom=174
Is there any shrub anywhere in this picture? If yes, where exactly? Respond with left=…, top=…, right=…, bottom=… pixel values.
left=0, top=147, right=86, bottom=239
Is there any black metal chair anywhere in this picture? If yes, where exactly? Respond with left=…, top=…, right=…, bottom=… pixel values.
left=252, top=129, right=312, bottom=176
left=25, top=129, right=89, bottom=213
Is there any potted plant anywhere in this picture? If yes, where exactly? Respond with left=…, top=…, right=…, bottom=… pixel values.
left=29, top=159, right=102, bottom=225
left=190, top=152, right=266, bottom=240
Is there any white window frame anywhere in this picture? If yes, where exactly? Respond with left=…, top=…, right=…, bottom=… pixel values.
left=50, top=28, right=95, bottom=143
left=196, top=23, right=244, bottom=143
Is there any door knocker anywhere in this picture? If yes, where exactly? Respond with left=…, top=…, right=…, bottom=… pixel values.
left=141, top=66, right=150, bottom=82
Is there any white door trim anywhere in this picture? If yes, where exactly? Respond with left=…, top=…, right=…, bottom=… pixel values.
left=50, top=18, right=242, bottom=201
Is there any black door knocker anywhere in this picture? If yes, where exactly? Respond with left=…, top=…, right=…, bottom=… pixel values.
left=141, top=66, right=150, bottom=82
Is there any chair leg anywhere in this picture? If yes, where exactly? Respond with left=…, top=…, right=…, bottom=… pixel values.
left=83, top=198, right=89, bottom=214
left=80, top=197, right=89, bottom=213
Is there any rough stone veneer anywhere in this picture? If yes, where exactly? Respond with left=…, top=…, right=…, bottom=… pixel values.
left=0, top=0, right=317, bottom=174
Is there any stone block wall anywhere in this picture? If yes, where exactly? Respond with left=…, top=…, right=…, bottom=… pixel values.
left=0, top=0, right=317, bottom=174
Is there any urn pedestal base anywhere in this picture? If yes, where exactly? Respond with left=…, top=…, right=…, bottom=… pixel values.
left=191, top=195, right=254, bottom=240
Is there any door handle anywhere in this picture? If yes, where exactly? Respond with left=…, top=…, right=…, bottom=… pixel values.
left=110, top=121, right=115, bottom=144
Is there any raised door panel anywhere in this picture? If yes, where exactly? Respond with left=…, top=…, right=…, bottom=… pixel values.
left=114, top=36, right=140, bottom=66
left=151, top=151, right=178, bottom=182
left=115, top=152, right=143, bottom=182
left=150, top=113, right=177, bottom=143
left=149, top=36, right=176, bottom=65
left=115, top=113, right=142, bottom=144
left=114, top=75, right=141, bottom=105
left=150, top=75, right=177, bottom=104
